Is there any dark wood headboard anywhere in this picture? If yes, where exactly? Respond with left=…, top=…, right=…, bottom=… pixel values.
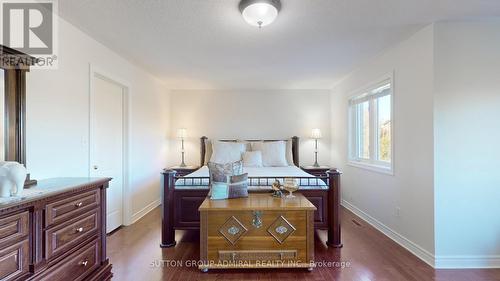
left=200, top=136, right=300, bottom=167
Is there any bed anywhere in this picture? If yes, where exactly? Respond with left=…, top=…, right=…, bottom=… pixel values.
left=160, top=136, right=342, bottom=248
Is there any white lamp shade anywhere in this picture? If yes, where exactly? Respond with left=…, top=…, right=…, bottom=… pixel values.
left=241, top=2, right=279, bottom=27
left=177, top=128, right=187, bottom=139
left=311, top=128, right=322, bottom=139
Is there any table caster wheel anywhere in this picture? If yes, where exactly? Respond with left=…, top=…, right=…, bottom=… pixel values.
left=201, top=268, right=208, bottom=273
left=307, top=267, right=314, bottom=272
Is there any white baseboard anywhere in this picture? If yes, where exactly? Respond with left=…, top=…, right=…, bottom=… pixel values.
left=435, top=255, right=500, bottom=269
left=129, top=198, right=161, bottom=225
left=342, top=199, right=500, bottom=269
left=341, top=199, right=436, bottom=267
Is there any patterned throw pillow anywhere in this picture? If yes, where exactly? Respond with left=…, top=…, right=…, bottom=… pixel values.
left=208, top=161, right=243, bottom=183
left=228, top=173, right=248, bottom=199
left=208, top=161, right=247, bottom=200
left=210, top=182, right=229, bottom=200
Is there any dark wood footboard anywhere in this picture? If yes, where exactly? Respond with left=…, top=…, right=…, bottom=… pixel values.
left=160, top=169, right=177, bottom=248
left=160, top=169, right=342, bottom=248
left=326, top=169, right=343, bottom=248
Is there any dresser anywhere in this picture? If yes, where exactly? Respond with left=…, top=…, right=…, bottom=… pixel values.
left=0, top=178, right=112, bottom=281
left=198, top=193, right=316, bottom=271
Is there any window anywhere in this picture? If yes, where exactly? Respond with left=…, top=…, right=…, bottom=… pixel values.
left=348, top=78, right=393, bottom=174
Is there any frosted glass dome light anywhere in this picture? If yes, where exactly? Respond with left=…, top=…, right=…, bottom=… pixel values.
left=239, top=0, right=281, bottom=28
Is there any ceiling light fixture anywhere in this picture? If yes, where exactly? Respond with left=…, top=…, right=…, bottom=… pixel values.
left=239, top=0, right=281, bottom=28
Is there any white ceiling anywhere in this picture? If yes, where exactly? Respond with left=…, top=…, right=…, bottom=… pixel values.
left=59, top=0, right=500, bottom=89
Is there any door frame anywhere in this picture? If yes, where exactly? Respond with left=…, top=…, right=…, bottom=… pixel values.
left=89, top=63, right=132, bottom=226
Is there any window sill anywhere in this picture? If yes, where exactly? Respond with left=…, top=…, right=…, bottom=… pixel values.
left=347, top=161, right=394, bottom=175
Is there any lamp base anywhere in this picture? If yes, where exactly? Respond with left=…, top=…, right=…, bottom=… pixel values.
left=313, top=148, right=320, bottom=167
left=179, top=150, right=186, bottom=167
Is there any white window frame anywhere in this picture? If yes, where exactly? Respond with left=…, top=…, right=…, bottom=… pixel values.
left=348, top=73, right=394, bottom=175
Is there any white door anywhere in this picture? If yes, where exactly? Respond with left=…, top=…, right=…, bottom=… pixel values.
left=90, top=74, right=124, bottom=233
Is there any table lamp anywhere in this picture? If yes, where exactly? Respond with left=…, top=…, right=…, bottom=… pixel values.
left=311, top=128, right=322, bottom=167
left=177, top=128, right=187, bottom=167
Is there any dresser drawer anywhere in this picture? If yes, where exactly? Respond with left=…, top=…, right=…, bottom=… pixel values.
left=0, top=239, right=30, bottom=281
left=0, top=211, right=29, bottom=246
left=46, top=190, right=99, bottom=227
left=219, top=250, right=297, bottom=262
left=40, top=239, right=99, bottom=281
left=45, top=210, right=98, bottom=260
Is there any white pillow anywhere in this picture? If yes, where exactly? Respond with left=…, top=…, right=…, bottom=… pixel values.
left=242, top=151, right=263, bottom=167
left=210, top=141, right=246, bottom=164
left=251, top=141, right=288, bottom=167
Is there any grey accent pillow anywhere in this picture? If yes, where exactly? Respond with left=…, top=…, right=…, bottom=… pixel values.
left=228, top=173, right=248, bottom=199
left=208, top=160, right=243, bottom=183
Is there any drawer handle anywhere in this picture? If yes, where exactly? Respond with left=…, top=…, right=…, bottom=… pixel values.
left=231, top=252, right=236, bottom=261
left=75, top=202, right=84, bottom=208
left=75, top=227, right=84, bottom=233
left=252, top=211, right=263, bottom=228
left=79, top=260, right=89, bottom=267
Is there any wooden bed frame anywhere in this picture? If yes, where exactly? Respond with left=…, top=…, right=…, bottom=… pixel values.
left=160, top=136, right=342, bottom=248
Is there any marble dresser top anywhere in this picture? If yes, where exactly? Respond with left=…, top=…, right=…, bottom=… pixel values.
left=0, top=177, right=111, bottom=210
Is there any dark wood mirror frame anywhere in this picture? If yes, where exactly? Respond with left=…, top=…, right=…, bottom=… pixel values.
left=0, top=45, right=37, bottom=186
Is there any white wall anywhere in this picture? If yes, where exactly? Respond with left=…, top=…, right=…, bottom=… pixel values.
left=332, top=21, right=500, bottom=268
left=434, top=20, right=500, bottom=267
left=168, top=90, right=331, bottom=167
left=26, top=19, right=171, bottom=224
left=331, top=25, right=436, bottom=264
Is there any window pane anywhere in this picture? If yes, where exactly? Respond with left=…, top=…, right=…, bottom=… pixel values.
left=357, top=101, right=370, bottom=159
left=377, top=94, right=391, bottom=162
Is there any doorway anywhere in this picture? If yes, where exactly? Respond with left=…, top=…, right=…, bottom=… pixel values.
left=89, top=66, right=129, bottom=233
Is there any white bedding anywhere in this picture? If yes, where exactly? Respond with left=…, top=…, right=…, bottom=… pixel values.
left=175, top=165, right=327, bottom=190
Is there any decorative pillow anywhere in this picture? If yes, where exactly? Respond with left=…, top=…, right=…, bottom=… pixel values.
left=228, top=173, right=248, bottom=198
left=209, top=173, right=248, bottom=200
left=210, top=182, right=229, bottom=200
left=208, top=161, right=243, bottom=183
left=251, top=141, right=288, bottom=167
left=242, top=151, right=263, bottom=167
left=210, top=141, right=246, bottom=164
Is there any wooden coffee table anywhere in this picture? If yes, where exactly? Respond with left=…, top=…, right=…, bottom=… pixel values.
left=198, top=193, right=317, bottom=271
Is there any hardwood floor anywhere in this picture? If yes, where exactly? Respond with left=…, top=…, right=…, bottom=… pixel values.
left=107, top=207, right=500, bottom=281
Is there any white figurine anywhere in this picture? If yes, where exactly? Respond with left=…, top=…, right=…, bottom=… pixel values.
left=0, top=161, right=27, bottom=197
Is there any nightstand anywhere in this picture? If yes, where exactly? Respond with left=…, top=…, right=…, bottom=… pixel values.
left=301, top=166, right=331, bottom=178
left=168, top=166, right=199, bottom=177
